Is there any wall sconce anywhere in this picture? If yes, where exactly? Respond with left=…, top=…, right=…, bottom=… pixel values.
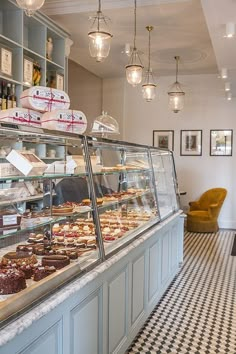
left=125, top=43, right=131, bottom=56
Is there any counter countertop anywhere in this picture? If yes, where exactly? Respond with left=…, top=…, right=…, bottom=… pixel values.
left=0, top=211, right=182, bottom=347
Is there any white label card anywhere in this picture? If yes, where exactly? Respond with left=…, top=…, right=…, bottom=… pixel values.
left=2, top=215, right=17, bottom=226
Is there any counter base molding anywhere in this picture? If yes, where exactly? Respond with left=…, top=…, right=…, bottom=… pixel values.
left=0, top=213, right=184, bottom=354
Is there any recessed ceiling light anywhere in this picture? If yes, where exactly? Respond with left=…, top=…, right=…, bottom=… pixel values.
left=225, top=82, right=231, bottom=91
left=226, top=92, right=232, bottom=101
left=221, top=68, right=228, bottom=79
left=224, top=22, right=235, bottom=38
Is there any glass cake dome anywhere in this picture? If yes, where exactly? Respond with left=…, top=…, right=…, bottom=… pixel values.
left=90, top=111, right=120, bottom=138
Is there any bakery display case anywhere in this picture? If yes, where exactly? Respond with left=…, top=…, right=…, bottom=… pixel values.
left=0, top=126, right=101, bottom=327
left=0, top=126, right=179, bottom=328
left=86, top=137, right=161, bottom=257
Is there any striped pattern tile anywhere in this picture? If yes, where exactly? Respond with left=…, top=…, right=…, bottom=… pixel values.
left=127, top=230, right=236, bottom=354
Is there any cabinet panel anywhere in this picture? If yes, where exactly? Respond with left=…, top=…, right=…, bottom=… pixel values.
left=23, top=15, right=46, bottom=57
left=132, top=254, right=145, bottom=325
left=19, top=320, right=62, bottom=354
left=148, top=240, right=160, bottom=301
left=170, top=224, right=179, bottom=273
left=108, top=269, right=127, bottom=353
left=161, top=230, right=170, bottom=285
left=70, top=289, right=101, bottom=354
left=0, top=1, right=23, bottom=45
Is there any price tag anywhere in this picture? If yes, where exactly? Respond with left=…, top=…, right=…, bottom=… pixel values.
left=2, top=214, right=17, bottom=226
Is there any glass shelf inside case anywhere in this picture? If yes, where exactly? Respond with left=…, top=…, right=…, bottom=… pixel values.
left=87, top=137, right=160, bottom=257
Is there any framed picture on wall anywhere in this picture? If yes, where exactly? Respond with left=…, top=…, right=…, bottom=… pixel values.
left=180, top=130, right=202, bottom=156
left=153, top=130, right=174, bottom=150
left=210, top=129, right=233, bottom=156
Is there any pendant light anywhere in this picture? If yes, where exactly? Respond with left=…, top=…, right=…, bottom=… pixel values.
left=168, top=56, right=185, bottom=113
left=88, top=0, right=112, bottom=62
left=142, top=26, right=156, bottom=102
left=16, top=0, right=45, bottom=16
left=126, top=0, right=143, bottom=86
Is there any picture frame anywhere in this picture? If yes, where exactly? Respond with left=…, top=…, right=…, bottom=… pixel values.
left=210, top=129, right=233, bottom=156
left=23, top=56, right=34, bottom=86
left=180, top=130, right=202, bottom=156
left=153, top=130, right=174, bottom=150
left=0, top=46, right=12, bottom=77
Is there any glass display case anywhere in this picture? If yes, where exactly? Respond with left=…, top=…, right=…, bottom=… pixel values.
left=150, top=148, right=179, bottom=219
left=86, top=137, right=160, bottom=257
left=0, top=126, right=179, bottom=327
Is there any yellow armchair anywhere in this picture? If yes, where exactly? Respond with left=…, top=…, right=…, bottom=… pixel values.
left=186, top=188, right=227, bottom=233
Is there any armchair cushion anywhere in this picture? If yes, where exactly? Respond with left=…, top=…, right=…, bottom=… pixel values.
left=187, top=210, right=210, bottom=221
left=186, top=188, right=227, bottom=233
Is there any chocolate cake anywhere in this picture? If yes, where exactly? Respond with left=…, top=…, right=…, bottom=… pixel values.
left=16, top=244, right=35, bottom=256
left=0, top=268, right=26, bottom=294
left=33, top=266, right=56, bottom=282
left=1, top=252, right=37, bottom=266
left=18, top=264, right=34, bottom=279
left=42, top=255, right=70, bottom=269
left=55, top=249, right=78, bottom=260
left=33, top=244, right=46, bottom=256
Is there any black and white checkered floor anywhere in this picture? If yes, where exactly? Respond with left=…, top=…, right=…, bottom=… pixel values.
left=127, top=230, right=236, bottom=354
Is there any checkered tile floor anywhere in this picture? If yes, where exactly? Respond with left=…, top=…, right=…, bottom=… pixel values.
left=127, top=230, right=236, bottom=354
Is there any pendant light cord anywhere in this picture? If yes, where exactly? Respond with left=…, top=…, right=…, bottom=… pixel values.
left=148, top=30, right=151, bottom=71
left=175, top=56, right=179, bottom=83
left=97, top=0, right=101, bottom=31
left=147, top=28, right=151, bottom=82
left=133, top=0, right=137, bottom=50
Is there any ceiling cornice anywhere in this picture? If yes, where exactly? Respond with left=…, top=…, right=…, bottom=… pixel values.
left=42, top=0, right=190, bottom=16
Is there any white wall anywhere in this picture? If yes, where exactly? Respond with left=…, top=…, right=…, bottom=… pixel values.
left=68, top=59, right=102, bottom=130
left=102, top=78, right=125, bottom=138
left=103, top=74, right=236, bottom=229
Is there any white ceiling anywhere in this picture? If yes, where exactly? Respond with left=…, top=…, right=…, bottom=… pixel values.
left=41, top=0, right=236, bottom=95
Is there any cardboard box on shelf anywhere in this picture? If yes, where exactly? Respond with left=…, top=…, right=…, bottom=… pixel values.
left=6, top=150, right=47, bottom=176
left=0, top=163, right=22, bottom=178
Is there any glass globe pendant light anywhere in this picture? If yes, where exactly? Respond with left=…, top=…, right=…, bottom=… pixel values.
left=168, top=56, right=185, bottom=113
left=142, top=26, right=156, bottom=102
left=126, top=0, right=143, bottom=86
left=16, top=0, right=45, bottom=16
left=88, top=0, right=112, bottom=62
